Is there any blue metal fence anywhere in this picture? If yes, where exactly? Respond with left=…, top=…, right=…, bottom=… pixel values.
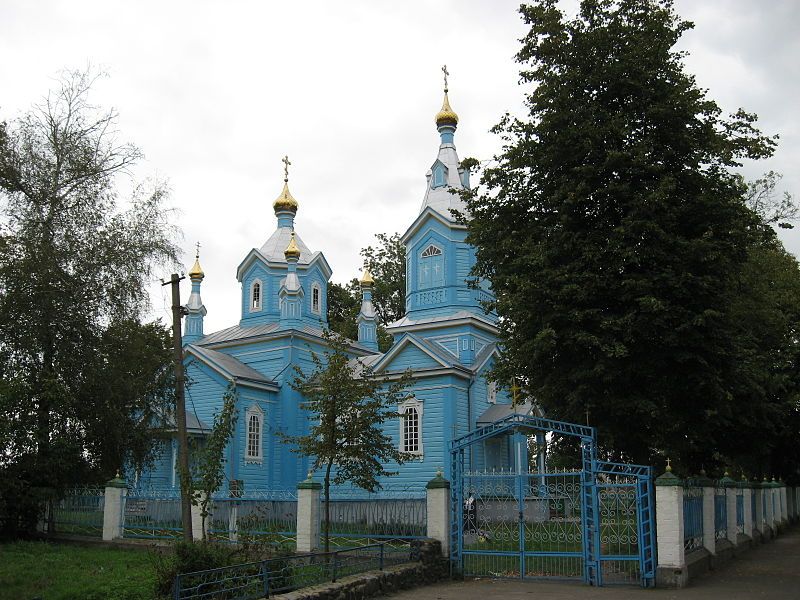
left=173, top=543, right=413, bottom=600
left=683, top=486, right=703, bottom=551
left=320, top=485, right=427, bottom=549
left=49, top=487, right=105, bottom=537
left=208, top=490, right=297, bottom=548
left=714, top=488, right=727, bottom=541
left=123, top=488, right=183, bottom=539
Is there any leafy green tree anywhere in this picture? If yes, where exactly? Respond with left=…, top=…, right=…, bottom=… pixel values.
left=326, top=281, right=360, bottom=341
left=189, top=384, right=238, bottom=541
left=744, top=171, right=798, bottom=230
left=465, top=0, right=786, bottom=472
left=0, top=69, right=179, bottom=533
left=281, top=330, right=413, bottom=551
left=359, top=232, right=406, bottom=325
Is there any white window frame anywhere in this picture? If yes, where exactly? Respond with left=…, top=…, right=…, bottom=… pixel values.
left=250, top=278, right=263, bottom=312
left=399, top=398, right=423, bottom=457
left=245, top=404, right=264, bottom=463
left=311, top=282, right=322, bottom=315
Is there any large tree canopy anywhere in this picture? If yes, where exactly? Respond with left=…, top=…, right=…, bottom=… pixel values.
left=0, top=70, right=180, bottom=532
left=465, top=0, right=800, bottom=478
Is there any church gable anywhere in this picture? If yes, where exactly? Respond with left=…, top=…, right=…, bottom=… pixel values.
left=375, top=334, right=452, bottom=373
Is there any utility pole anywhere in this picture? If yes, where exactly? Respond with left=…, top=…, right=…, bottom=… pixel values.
left=163, top=273, right=193, bottom=542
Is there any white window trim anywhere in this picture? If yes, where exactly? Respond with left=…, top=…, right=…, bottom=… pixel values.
left=487, top=380, right=497, bottom=405
left=245, top=404, right=264, bottom=464
left=421, top=244, right=442, bottom=258
left=311, top=282, right=322, bottom=315
left=250, top=278, right=263, bottom=312
left=399, top=398, right=423, bottom=457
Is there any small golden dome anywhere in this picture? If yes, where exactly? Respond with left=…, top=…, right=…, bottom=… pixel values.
left=273, top=181, right=299, bottom=212
left=360, top=269, right=374, bottom=287
left=435, top=92, right=459, bottom=127
left=188, top=244, right=204, bottom=280
left=284, top=232, right=301, bottom=260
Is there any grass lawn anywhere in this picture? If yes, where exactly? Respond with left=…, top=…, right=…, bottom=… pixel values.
left=0, top=540, right=158, bottom=600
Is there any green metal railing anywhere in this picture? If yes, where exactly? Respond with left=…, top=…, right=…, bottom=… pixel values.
left=173, top=543, right=414, bottom=600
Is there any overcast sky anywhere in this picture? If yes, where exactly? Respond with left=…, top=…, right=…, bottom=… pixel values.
left=2, top=0, right=797, bottom=334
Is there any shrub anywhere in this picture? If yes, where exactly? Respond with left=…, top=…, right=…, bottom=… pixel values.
left=150, top=540, right=241, bottom=597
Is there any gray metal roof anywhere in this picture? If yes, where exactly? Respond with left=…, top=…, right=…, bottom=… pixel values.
left=187, top=344, right=273, bottom=385
left=386, top=310, right=496, bottom=331
left=157, top=409, right=210, bottom=435
left=420, top=143, right=469, bottom=220
left=259, top=226, right=315, bottom=264
left=198, top=322, right=375, bottom=354
left=477, top=402, right=535, bottom=426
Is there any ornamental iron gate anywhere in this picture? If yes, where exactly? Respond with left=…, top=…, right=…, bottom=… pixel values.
left=450, top=414, right=655, bottom=588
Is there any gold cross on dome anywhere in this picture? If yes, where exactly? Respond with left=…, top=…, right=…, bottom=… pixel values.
left=442, top=65, right=449, bottom=93
left=282, top=155, right=291, bottom=182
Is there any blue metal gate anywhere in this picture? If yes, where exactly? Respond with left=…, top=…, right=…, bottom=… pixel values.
left=450, top=414, right=655, bottom=587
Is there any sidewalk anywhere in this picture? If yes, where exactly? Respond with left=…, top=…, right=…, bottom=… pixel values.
left=391, top=528, right=800, bottom=600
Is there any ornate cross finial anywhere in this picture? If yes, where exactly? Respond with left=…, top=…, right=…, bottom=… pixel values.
left=195, top=241, right=201, bottom=259
left=666, top=457, right=672, bottom=472
left=282, top=155, right=291, bottom=182
left=442, top=65, right=449, bottom=93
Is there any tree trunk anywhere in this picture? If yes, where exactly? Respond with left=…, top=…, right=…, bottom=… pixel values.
left=324, top=461, right=332, bottom=553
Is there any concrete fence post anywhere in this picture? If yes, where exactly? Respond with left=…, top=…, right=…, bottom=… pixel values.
left=764, top=479, right=775, bottom=535
left=296, top=473, right=321, bottom=552
left=779, top=484, right=788, bottom=528
left=742, top=482, right=753, bottom=539
left=426, top=470, right=451, bottom=557
left=102, top=473, right=127, bottom=541
left=754, top=483, right=766, bottom=539
left=654, top=467, right=687, bottom=587
left=700, top=478, right=716, bottom=555
left=191, top=492, right=209, bottom=541
left=721, top=475, right=737, bottom=546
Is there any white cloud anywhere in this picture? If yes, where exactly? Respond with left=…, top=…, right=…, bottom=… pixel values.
left=1, top=0, right=796, bottom=333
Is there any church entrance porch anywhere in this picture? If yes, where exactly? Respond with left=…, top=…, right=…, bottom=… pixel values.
left=449, top=414, right=655, bottom=587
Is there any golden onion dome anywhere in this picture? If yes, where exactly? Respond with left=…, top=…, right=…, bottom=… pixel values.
left=273, top=181, right=299, bottom=212
left=435, top=92, right=459, bottom=127
left=284, top=232, right=301, bottom=260
left=188, top=246, right=204, bottom=280
left=360, top=269, right=375, bottom=287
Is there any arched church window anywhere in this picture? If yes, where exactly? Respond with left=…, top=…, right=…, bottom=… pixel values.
left=311, top=283, right=321, bottom=314
left=400, top=399, right=423, bottom=455
left=245, top=405, right=263, bottom=462
left=250, top=279, right=263, bottom=312
left=418, top=244, right=444, bottom=289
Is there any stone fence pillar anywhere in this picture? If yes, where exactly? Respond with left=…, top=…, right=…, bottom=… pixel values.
left=754, top=483, right=766, bottom=538
left=654, top=467, right=687, bottom=587
left=426, top=470, right=451, bottom=557
left=191, top=491, right=209, bottom=541
left=742, top=482, right=753, bottom=538
left=296, top=474, right=321, bottom=552
left=102, top=474, right=127, bottom=541
left=721, top=475, right=738, bottom=546
left=779, top=484, right=788, bottom=527
left=700, top=478, right=716, bottom=555
left=764, top=479, right=775, bottom=534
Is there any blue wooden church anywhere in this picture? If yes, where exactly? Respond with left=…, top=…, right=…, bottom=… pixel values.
left=136, top=82, right=525, bottom=493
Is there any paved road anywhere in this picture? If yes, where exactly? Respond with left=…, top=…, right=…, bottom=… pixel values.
left=394, top=528, right=800, bottom=600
